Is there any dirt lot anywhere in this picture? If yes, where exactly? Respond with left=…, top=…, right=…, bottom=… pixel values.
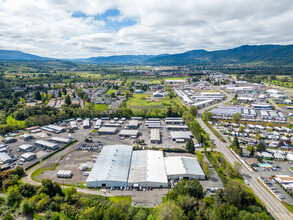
left=35, top=150, right=97, bottom=186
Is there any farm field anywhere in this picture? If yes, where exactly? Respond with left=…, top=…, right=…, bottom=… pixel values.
left=126, top=94, right=172, bottom=111
left=163, top=76, right=187, bottom=81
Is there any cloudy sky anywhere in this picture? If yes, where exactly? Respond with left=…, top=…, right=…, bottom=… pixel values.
left=0, top=0, right=293, bottom=58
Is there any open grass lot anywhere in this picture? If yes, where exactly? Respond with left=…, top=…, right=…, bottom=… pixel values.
left=31, top=163, right=60, bottom=182
left=163, top=76, right=187, bottom=81
left=126, top=94, right=173, bottom=110
left=126, top=76, right=161, bottom=84
left=105, top=89, right=117, bottom=95
left=94, top=104, right=109, bottom=111
left=109, top=196, right=132, bottom=205
left=269, top=80, right=293, bottom=88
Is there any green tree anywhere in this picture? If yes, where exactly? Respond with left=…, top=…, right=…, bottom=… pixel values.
left=64, top=94, right=72, bottom=105
left=19, top=198, right=32, bottom=214
left=256, top=141, right=266, bottom=152
left=204, top=112, right=213, bottom=121
left=62, top=87, right=67, bottom=95
left=34, top=91, right=42, bottom=100
left=190, top=106, right=198, bottom=117
left=215, top=204, right=238, bottom=220
left=2, top=212, right=14, bottom=220
left=58, top=89, right=62, bottom=97
left=232, top=113, right=242, bottom=123
left=166, top=179, right=204, bottom=200
left=6, top=186, right=22, bottom=207
left=185, top=139, right=195, bottom=154
left=152, top=200, right=186, bottom=220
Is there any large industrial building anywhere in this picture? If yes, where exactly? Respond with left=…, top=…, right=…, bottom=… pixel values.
left=86, top=145, right=133, bottom=188
left=128, top=150, right=168, bottom=187
left=86, top=145, right=205, bottom=188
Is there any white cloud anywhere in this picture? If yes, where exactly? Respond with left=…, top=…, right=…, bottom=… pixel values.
left=0, top=0, right=292, bottom=58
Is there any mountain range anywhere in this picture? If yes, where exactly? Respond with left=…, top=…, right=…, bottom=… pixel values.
left=1, top=45, right=293, bottom=66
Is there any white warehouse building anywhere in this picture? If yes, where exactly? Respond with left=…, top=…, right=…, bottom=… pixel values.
left=128, top=150, right=168, bottom=188
left=86, top=145, right=133, bottom=188
left=164, top=157, right=205, bottom=180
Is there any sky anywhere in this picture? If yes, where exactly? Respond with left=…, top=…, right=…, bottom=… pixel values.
left=0, top=0, right=293, bottom=58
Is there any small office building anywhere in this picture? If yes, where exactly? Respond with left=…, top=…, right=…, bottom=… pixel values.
left=150, top=129, right=161, bottom=144
left=119, top=130, right=139, bottom=138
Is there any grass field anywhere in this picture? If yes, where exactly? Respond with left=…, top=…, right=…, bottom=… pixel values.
left=126, top=94, right=172, bottom=110
left=105, top=89, right=117, bottom=95
left=31, top=163, right=59, bottom=182
left=94, top=104, right=109, bottom=111
left=163, top=77, right=187, bottom=81
left=270, top=80, right=293, bottom=88
left=109, top=196, right=132, bottom=205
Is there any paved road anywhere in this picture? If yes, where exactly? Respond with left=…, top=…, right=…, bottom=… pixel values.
left=197, top=89, right=293, bottom=220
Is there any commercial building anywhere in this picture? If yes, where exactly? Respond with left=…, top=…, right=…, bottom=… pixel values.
left=192, top=99, right=215, bottom=108
left=166, top=125, right=189, bottom=130
left=18, top=144, right=35, bottom=152
left=2, top=137, right=17, bottom=144
left=119, top=130, right=139, bottom=138
left=126, top=120, right=139, bottom=129
left=94, top=119, right=102, bottom=129
left=21, top=152, right=36, bottom=161
left=170, top=131, right=193, bottom=142
left=46, top=125, right=66, bottom=133
left=83, top=118, right=91, bottom=129
left=150, top=129, right=161, bottom=143
left=165, top=119, right=184, bottom=124
left=86, top=145, right=133, bottom=187
left=35, top=140, right=59, bottom=150
left=70, top=121, right=78, bottom=130
left=98, top=127, right=118, bottom=135
left=128, top=150, right=168, bottom=188
left=20, top=134, right=35, bottom=141
left=164, top=156, right=205, bottom=180
left=0, top=153, right=12, bottom=164
left=49, top=137, right=72, bottom=144
left=252, top=104, right=271, bottom=109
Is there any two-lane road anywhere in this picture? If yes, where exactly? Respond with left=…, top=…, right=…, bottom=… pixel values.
left=196, top=89, right=293, bottom=220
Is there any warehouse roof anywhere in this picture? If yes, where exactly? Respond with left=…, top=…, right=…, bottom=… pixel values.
left=18, top=144, right=34, bottom=150
left=119, top=130, right=139, bottom=136
left=50, top=137, right=72, bottom=143
left=0, top=152, right=12, bottom=163
left=127, top=120, right=139, bottom=127
left=150, top=129, right=160, bottom=141
left=98, top=127, right=118, bottom=133
left=35, top=140, right=58, bottom=148
left=164, top=157, right=205, bottom=178
left=21, top=152, right=36, bottom=159
left=86, top=145, right=133, bottom=184
left=128, top=150, right=168, bottom=185
left=170, top=131, right=193, bottom=139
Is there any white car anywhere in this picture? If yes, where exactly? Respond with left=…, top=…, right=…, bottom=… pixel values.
left=244, top=180, right=249, bottom=185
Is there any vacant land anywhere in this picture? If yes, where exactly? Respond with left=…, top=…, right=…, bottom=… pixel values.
left=126, top=94, right=172, bottom=111
left=163, top=76, right=187, bottom=81
left=94, top=104, right=109, bottom=111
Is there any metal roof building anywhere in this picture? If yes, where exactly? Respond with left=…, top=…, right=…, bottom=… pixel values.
left=128, top=150, right=168, bottom=187
left=150, top=129, right=161, bottom=143
left=49, top=137, right=72, bottom=144
left=18, top=144, right=35, bottom=152
left=164, top=157, right=205, bottom=180
left=170, top=131, right=193, bottom=141
left=126, top=120, right=139, bottom=129
left=86, top=145, right=133, bottom=188
left=119, top=129, right=139, bottom=138
left=0, top=152, right=12, bottom=164
left=98, top=127, right=118, bottom=135
left=21, top=152, right=36, bottom=161
left=35, top=140, right=59, bottom=150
